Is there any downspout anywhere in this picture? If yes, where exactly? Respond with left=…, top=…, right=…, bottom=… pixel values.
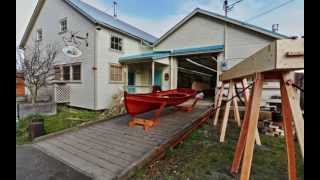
left=93, top=26, right=98, bottom=110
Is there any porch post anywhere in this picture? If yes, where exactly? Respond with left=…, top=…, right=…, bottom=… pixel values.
left=152, top=61, right=155, bottom=86
left=124, top=64, right=128, bottom=91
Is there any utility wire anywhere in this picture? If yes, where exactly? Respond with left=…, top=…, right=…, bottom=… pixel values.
left=212, top=82, right=254, bottom=111
left=245, top=0, right=295, bottom=22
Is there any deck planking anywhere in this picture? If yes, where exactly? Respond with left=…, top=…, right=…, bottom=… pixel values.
left=34, top=99, right=212, bottom=180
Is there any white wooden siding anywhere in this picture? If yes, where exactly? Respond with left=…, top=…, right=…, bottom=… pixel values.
left=24, top=0, right=96, bottom=110
left=95, top=27, right=153, bottom=110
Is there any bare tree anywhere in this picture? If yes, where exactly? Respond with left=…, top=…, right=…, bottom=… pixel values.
left=19, top=41, right=59, bottom=104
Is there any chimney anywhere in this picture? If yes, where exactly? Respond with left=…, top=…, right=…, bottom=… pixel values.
left=272, top=24, right=279, bottom=32
left=113, top=1, right=117, bottom=18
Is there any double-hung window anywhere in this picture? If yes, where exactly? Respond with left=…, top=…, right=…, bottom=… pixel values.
left=54, top=66, right=62, bottom=80
left=55, top=64, right=81, bottom=81
left=36, top=29, right=42, bottom=41
left=63, top=66, right=70, bottom=80
left=60, top=18, right=67, bottom=33
left=110, top=35, right=123, bottom=51
left=109, top=64, right=123, bottom=82
left=72, top=64, right=81, bottom=80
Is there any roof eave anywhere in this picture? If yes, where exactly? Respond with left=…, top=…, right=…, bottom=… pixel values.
left=97, top=21, right=155, bottom=44
left=65, top=0, right=156, bottom=44
left=19, top=0, right=46, bottom=49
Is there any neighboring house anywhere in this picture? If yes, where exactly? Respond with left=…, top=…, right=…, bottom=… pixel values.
left=19, top=0, right=290, bottom=110
left=119, top=8, right=289, bottom=101
left=16, top=72, right=25, bottom=97
left=19, top=0, right=156, bottom=110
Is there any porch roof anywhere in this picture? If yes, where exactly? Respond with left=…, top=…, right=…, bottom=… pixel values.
left=119, top=44, right=224, bottom=63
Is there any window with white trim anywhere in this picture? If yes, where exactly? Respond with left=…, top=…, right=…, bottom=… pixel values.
left=54, top=64, right=81, bottom=81
left=60, top=18, right=67, bottom=33
left=72, top=64, right=81, bottom=80
left=63, top=66, right=70, bottom=80
left=109, top=64, right=123, bottom=82
left=54, top=66, right=62, bottom=80
left=36, top=29, right=42, bottom=41
left=110, top=35, right=123, bottom=51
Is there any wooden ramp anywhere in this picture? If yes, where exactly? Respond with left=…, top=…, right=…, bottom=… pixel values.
left=33, top=100, right=212, bottom=180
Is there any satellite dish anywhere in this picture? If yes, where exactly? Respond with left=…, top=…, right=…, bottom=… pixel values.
left=62, top=46, right=82, bottom=58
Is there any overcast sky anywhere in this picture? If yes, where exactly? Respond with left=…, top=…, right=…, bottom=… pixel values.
left=16, top=0, right=304, bottom=46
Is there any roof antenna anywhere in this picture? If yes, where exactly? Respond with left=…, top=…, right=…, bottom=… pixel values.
left=113, top=1, right=117, bottom=18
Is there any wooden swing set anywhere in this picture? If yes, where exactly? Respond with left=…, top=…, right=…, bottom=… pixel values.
left=213, top=38, right=304, bottom=180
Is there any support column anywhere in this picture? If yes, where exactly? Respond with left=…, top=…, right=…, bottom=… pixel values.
left=152, top=61, right=155, bottom=86
left=240, top=73, right=264, bottom=180
left=123, top=64, right=128, bottom=91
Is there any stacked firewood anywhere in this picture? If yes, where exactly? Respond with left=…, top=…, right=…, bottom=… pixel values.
left=258, top=120, right=284, bottom=137
left=258, top=119, right=297, bottom=137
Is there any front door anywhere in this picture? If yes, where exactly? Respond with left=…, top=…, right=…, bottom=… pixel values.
left=128, top=72, right=135, bottom=93
left=154, top=69, right=162, bottom=86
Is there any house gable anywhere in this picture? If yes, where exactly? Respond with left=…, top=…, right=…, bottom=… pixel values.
left=154, top=8, right=288, bottom=48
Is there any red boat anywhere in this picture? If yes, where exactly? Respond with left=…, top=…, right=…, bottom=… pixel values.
left=124, top=88, right=199, bottom=130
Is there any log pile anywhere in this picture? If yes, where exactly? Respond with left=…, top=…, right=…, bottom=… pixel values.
left=258, top=120, right=296, bottom=137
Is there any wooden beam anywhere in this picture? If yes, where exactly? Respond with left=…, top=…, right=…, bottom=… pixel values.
left=177, top=67, right=213, bottom=77
left=232, top=86, right=241, bottom=127
left=185, top=58, right=217, bottom=72
left=213, top=82, right=225, bottom=126
left=280, top=79, right=297, bottom=180
left=220, top=39, right=304, bottom=81
left=240, top=73, right=264, bottom=180
left=230, top=78, right=261, bottom=174
left=220, top=80, right=234, bottom=142
left=242, top=79, right=261, bottom=146
left=230, top=92, right=252, bottom=173
left=282, top=72, right=304, bottom=159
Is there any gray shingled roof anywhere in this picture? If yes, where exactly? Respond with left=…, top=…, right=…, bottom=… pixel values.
left=64, top=0, right=158, bottom=44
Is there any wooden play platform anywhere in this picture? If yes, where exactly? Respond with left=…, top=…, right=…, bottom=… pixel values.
left=33, top=100, right=213, bottom=180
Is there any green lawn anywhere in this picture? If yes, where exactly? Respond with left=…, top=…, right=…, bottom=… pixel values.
left=132, top=122, right=304, bottom=180
left=16, top=105, right=100, bottom=145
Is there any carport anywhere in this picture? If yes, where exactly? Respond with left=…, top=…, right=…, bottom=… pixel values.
left=172, top=45, right=223, bottom=100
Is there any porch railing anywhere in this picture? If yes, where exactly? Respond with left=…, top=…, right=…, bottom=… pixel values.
left=124, top=85, right=152, bottom=94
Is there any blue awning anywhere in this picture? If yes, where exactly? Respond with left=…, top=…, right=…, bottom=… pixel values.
left=119, top=44, right=224, bottom=63
left=171, top=45, right=224, bottom=56
left=119, top=51, right=171, bottom=63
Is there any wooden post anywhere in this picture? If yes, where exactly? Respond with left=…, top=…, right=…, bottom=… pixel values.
left=230, top=78, right=260, bottom=174
left=282, top=72, right=304, bottom=159
left=213, top=82, right=225, bottom=126
left=214, top=82, right=221, bottom=108
left=232, top=85, right=241, bottom=127
left=230, top=93, right=252, bottom=173
left=240, top=73, right=264, bottom=180
left=151, top=61, right=155, bottom=86
left=280, top=78, right=297, bottom=180
left=219, top=80, right=234, bottom=142
left=242, top=78, right=261, bottom=145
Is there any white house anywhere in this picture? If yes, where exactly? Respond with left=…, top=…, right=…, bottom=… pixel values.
left=19, top=0, right=289, bottom=110
left=19, top=0, right=156, bottom=110
left=119, top=8, right=289, bottom=102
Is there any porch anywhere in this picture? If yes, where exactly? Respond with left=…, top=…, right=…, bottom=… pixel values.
left=119, top=45, right=224, bottom=100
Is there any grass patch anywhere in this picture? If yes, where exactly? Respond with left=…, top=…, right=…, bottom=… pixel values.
left=16, top=105, right=100, bottom=145
left=131, top=122, right=304, bottom=180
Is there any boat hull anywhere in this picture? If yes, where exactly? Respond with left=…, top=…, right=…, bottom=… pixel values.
left=124, top=88, right=197, bottom=116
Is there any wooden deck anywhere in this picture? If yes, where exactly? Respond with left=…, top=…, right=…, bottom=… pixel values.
left=33, top=100, right=212, bottom=180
